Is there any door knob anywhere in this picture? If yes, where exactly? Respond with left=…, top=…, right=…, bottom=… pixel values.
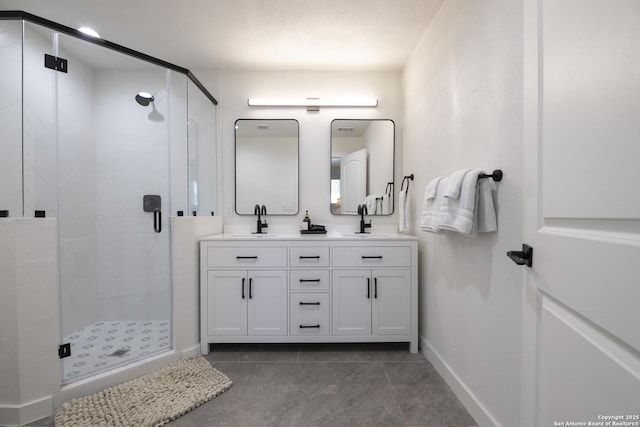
left=507, top=244, right=533, bottom=268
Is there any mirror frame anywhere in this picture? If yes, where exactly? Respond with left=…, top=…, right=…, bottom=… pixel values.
left=330, top=119, right=395, bottom=216
left=234, top=118, right=300, bottom=215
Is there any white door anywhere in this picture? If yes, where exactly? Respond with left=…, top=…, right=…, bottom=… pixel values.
left=522, top=1, right=640, bottom=425
left=371, top=269, right=411, bottom=335
left=207, top=270, right=247, bottom=336
left=247, top=270, right=287, bottom=336
left=340, top=148, right=367, bottom=215
left=332, top=269, right=372, bottom=335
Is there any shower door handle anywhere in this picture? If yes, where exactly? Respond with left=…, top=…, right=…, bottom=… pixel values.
left=153, top=209, right=162, bottom=233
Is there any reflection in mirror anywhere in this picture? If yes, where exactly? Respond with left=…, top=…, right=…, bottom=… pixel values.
left=330, top=119, right=395, bottom=215
left=235, top=119, right=299, bottom=215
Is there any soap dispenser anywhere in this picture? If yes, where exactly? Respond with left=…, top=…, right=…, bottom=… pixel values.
left=302, top=210, right=311, bottom=231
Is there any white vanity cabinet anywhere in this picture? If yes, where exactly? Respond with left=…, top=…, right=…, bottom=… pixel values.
left=200, top=235, right=418, bottom=354
left=332, top=246, right=412, bottom=337
left=205, top=269, right=288, bottom=337
left=332, top=269, right=412, bottom=336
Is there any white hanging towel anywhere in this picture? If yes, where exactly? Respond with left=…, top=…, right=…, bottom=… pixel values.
left=382, top=193, right=392, bottom=215
left=398, top=190, right=408, bottom=232
left=420, top=176, right=445, bottom=233
left=443, top=168, right=472, bottom=199
left=438, top=169, right=484, bottom=234
left=476, top=178, right=497, bottom=233
left=363, top=195, right=377, bottom=214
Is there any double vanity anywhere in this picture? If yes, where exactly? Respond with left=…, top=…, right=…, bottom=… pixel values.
left=199, top=232, right=418, bottom=353
left=205, top=118, right=417, bottom=352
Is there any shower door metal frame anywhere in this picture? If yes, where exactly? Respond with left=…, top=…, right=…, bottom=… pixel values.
left=0, top=10, right=217, bottom=105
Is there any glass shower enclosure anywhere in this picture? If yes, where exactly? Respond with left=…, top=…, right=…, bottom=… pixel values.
left=0, top=11, right=217, bottom=384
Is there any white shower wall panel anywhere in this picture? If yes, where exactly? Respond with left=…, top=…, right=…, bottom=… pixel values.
left=0, top=21, right=23, bottom=216
left=93, top=69, right=172, bottom=322
left=22, top=22, right=57, bottom=218
left=57, top=44, right=99, bottom=337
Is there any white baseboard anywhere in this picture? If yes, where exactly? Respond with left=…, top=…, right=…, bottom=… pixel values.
left=181, top=344, right=200, bottom=359
left=0, top=395, right=52, bottom=427
left=420, top=335, right=500, bottom=427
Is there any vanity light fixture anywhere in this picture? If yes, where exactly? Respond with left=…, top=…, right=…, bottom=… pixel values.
left=247, top=97, right=378, bottom=111
left=78, top=27, right=100, bottom=38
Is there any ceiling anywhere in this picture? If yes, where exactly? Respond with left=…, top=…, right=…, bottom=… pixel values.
left=0, top=0, right=444, bottom=71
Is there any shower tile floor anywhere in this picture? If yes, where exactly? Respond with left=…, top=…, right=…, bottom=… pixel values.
left=62, top=320, right=171, bottom=383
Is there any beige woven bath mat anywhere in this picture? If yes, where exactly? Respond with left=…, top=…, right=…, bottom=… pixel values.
left=54, top=356, right=232, bottom=427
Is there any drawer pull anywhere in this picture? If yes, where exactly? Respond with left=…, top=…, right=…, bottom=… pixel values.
left=299, top=324, right=321, bottom=329
left=236, top=256, right=258, bottom=259
left=241, top=278, right=245, bottom=299
left=299, top=302, right=320, bottom=306
left=249, top=278, right=253, bottom=299
left=299, top=279, right=321, bottom=283
left=362, top=255, right=383, bottom=259
left=299, top=255, right=320, bottom=259
left=367, top=277, right=371, bottom=299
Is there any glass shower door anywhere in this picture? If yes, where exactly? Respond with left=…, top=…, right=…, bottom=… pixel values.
left=24, top=27, right=175, bottom=383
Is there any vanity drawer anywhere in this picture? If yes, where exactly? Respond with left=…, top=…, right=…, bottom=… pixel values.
left=332, top=246, right=411, bottom=268
left=290, top=293, right=330, bottom=336
left=206, top=246, right=287, bottom=268
left=289, top=246, right=330, bottom=267
left=290, top=269, right=330, bottom=291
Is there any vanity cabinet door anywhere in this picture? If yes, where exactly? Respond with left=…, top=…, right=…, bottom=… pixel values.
left=247, top=270, right=288, bottom=336
left=207, top=270, right=248, bottom=336
left=371, top=269, right=411, bottom=335
left=332, top=269, right=372, bottom=335
left=332, top=269, right=411, bottom=337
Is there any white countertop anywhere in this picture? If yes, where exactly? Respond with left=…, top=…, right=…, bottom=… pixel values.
left=199, top=231, right=417, bottom=241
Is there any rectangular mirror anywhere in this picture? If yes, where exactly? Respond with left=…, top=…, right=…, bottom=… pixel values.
left=235, top=119, right=299, bottom=215
left=331, top=119, right=395, bottom=215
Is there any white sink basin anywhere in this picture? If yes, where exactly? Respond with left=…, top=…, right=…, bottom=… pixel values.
left=342, top=232, right=391, bottom=238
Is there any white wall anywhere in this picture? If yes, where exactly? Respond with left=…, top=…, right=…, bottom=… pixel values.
left=0, top=219, right=60, bottom=426
left=363, top=120, right=394, bottom=199
left=235, top=135, right=298, bottom=214
left=402, top=1, right=524, bottom=426
left=218, top=70, right=402, bottom=231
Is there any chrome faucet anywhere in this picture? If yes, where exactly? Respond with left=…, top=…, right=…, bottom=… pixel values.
left=357, top=204, right=371, bottom=234
left=253, top=204, right=268, bottom=234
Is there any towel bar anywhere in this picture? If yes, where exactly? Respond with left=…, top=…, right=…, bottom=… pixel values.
left=478, top=169, right=503, bottom=182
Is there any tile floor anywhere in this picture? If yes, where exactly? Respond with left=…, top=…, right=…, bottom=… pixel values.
left=29, top=343, right=477, bottom=427
left=62, top=320, right=171, bottom=383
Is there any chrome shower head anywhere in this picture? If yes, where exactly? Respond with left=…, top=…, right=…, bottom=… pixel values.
left=135, top=92, right=154, bottom=106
